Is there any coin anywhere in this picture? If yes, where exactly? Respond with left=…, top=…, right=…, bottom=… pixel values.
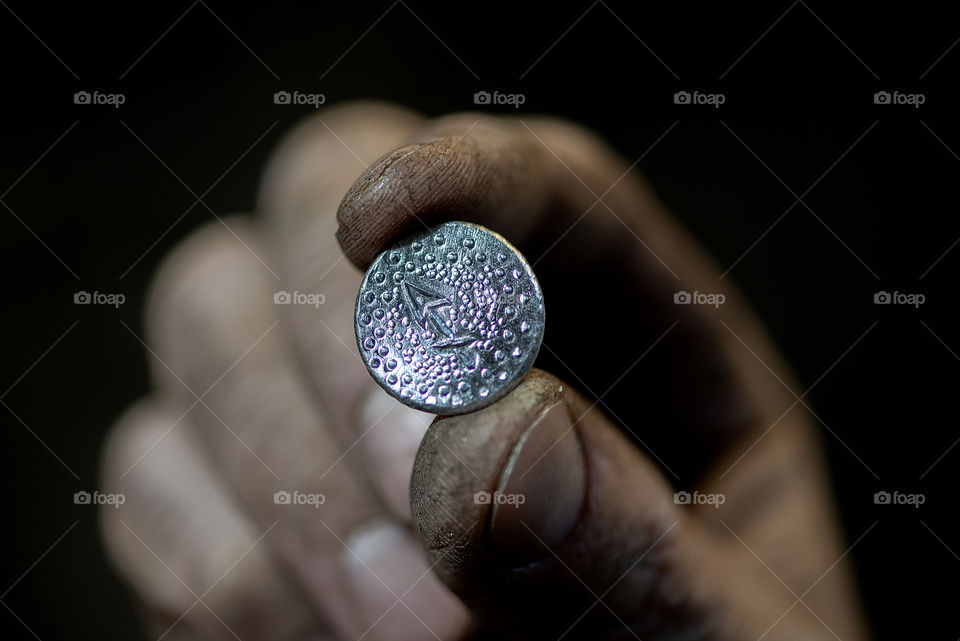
left=354, top=221, right=545, bottom=415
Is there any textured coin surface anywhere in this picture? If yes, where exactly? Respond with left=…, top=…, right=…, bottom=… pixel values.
left=354, top=221, right=545, bottom=415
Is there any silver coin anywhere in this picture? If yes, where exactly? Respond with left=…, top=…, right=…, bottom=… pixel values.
left=354, top=221, right=545, bottom=415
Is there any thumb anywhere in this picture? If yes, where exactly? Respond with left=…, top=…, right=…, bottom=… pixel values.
left=410, top=369, right=803, bottom=641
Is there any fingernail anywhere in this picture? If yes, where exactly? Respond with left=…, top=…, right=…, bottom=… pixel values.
left=341, top=521, right=471, bottom=641
left=485, top=400, right=585, bottom=564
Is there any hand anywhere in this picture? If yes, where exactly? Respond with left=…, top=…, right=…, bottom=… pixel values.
left=100, top=103, right=869, bottom=641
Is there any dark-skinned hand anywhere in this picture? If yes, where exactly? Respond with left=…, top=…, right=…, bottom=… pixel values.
left=100, top=103, right=869, bottom=641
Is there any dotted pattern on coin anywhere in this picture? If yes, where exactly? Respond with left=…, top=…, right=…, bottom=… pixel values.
left=355, top=221, right=545, bottom=415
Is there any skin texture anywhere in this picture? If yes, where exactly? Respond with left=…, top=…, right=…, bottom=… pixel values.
left=99, top=102, right=870, bottom=641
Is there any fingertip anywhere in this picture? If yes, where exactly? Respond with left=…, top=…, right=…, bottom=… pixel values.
left=410, top=369, right=565, bottom=569
left=142, top=218, right=268, bottom=394
left=335, top=142, right=437, bottom=270
left=335, top=118, right=553, bottom=270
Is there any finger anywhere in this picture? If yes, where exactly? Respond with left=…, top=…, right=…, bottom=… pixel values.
left=258, top=101, right=434, bottom=522
left=100, top=400, right=323, bottom=641
left=411, top=368, right=841, bottom=641
left=145, top=219, right=471, bottom=641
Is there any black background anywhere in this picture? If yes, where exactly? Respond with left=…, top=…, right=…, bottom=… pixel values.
left=1, top=1, right=957, bottom=639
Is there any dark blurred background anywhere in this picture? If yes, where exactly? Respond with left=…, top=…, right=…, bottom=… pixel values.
left=1, top=1, right=957, bottom=638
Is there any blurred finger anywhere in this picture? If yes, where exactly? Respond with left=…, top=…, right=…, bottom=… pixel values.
left=100, top=400, right=323, bottom=641
left=258, top=102, right=433, bottom=522
left=145, top=219, right=470, bottom=641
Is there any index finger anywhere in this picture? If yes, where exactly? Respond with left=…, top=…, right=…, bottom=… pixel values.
left=335, top=114, right=789, bottom=458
